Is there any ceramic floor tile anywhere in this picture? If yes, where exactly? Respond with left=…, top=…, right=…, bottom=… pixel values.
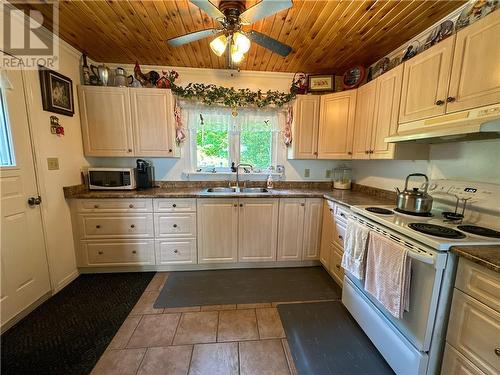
left=137, top=346, right=192, bottom=375
left=188, top=342, right=238, bottom=375
left=200, top=304, right=236, bottom=311
left=163, top=306, right=201, bottom=313
left=130, top=291, right=164, bottom=315
left=107, top=316, right=142, bottom=350
left=173, top=311, right=218, bottom=345
left=127, top=313, right=180, bottom=348
left=239, top=340, right=290, bottom=375
left=217, top=309, right=259, bottom=342
left=91, top=348, right=146, bottom=375
left=145, top=272, right=169, bottom=292
left=281, top=339, right=298, bottom=375
left=256, top=308, right=286, bottom=339
left=237, top=303, right=272, bottom=309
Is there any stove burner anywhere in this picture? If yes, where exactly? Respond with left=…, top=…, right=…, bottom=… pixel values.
left=366, top=207, right=393, bottom=215
left=408, top=223, right=466, bottom=239
left=394, top=208, right=433, bottom=217
left=457, top=225, right=500, bottom=239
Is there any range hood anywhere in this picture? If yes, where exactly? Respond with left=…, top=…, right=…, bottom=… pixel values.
left=385, top=104, right=500, bottom=144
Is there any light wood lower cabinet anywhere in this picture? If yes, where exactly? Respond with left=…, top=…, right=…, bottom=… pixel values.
left=329, top=243, right=344, bottom=286
left=238, top=198, right=279, bottom=262
left=197, top=198, right=238, bottom=264
left=319, top=200, right=335, bottom=267
left=302, top=198, right=323, bottom=260
left=277, top=198, right=306, bottom=261
left=441, top=343, right=485, bottom=375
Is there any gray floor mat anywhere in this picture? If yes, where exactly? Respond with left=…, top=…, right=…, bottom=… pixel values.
left=154, top=267, right=341, bottom=308
left=278, top=301, right=394, bottom=375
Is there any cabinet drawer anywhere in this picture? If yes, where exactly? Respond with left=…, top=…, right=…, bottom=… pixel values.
left=441, top=343, right=485, bottom=375
left=79, top=214, right=154, bottom=238
left=334, top=222, right=346, bottom=248
left=447, top=289, right=500, bottom=374
left=154, top=213, right=196, bottom=237
left=335, top=204, right=350, bottom=224
left=76, top=199, right=153, bottom=213
left=455, top=258, right=500, bottom=312
left=329, top=244, right=344, bottom=286
left=154, top=199, right=196, bottom=212
left=83, top=240, right=155, bottom=266
left=155, top=239, right=197, bottom=265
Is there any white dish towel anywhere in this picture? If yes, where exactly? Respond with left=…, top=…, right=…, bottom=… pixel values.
left=364, top=231, right=411, bottom=319
left=341, top=218, right=370, bottom=280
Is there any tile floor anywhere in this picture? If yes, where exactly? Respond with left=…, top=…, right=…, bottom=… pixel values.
left=91, top=272, right=298, bottom=375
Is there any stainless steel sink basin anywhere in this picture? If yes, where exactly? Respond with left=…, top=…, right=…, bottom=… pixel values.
left=205, top=187, right=238, bottom=193
left=240, top=188, right=269, bottom=193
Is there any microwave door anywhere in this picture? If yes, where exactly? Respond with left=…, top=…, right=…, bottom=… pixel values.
left=90, top=171, right=124, bottom=188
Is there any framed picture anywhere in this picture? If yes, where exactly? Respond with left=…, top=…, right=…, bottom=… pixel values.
left=308, top=75, right=334, bottom=92
left=39, top=67, right=74, bottom=116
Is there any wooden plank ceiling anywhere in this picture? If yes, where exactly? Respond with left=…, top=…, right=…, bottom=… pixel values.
left=16, top=0, right=465, bottom=74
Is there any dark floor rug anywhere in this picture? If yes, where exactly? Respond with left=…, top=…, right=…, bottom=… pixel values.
left=1, top=272, right=155, bottom=375
left=155, top=266, right=341, bottom=308
left=278, top=301, right=394, bottom=375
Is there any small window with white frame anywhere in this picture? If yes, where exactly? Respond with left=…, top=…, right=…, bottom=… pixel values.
left=0, top=88, right=16, bottom=167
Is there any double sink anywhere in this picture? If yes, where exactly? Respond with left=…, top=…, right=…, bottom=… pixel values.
left=205, top=187, right=270, bottom=194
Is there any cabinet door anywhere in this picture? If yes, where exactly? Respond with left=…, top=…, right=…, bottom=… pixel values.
left=319, top=200, right=335, bottom=267
left=197, top=199, right=238, bottom=263
left=277, top=198, right=305, bottom=261
left=447, top=11, right=500, bottom=113
left=441, top=343, right=485, bottom=375
left=238, top=198, right=279, bottom=262
left=302, top=198, right=323, bottom=260
left=78, top=86, right=133, bottom=157
left=130, top=88, right=178, bottom=157
left=329, top=243, right=344, bottom=286
left=288, top=95, right=320, bottom=159
left=318, top=90, right=357, bottom=159
left=399, top=36, right=454, bottom=123
left=352, top=81, right=376, bottom=159
left=370, top=65, right=403, bottom=159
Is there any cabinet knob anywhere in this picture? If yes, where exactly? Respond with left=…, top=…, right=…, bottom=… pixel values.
left=300, top=203, right=305, bottom=207
left=495, top=347, right=500, bottom=357
left=94, top=204, right=99, bottom=208
left=173, top=224, right=178, bottom=228
left=173, top=249, right=179, bottom=254
left=446, top=96, right=456, bottom=103
left=234, top=204, right=238, bottom=207
left=168, top=149, right=173, bottom=153
left=313, top=152, right=318, bottom=155
left=339, top=235, right=344, bottom=240
left=96, top=225, right=101, bottom=229
left=435, top=100, right=445, bottom=106
left=127, top=148, right=133, bottom=153
left=130, top=224, right=135, bottom=228
left=329, top=208, right=333, bottom=212
left=335, top=264, right=341, bottom=269
left=239, top=204, right=243, bottom=207
left=365, top=150, right=369, bottom=154
left=370, top=150, right=374, bottom=154
left=340, top=213, right=346, bottom=218
left=347, top=151, right=352, bottom=155
left=98, top=251, right=103, bottom=255
left=172, top=204, right=177, bottom=208
left=132, top=250, right=137, bottom=254
left=129, top=204, right=134, bottom=208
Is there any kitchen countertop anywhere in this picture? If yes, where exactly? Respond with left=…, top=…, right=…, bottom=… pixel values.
left=451, top=245, right=500, bottom=273
left=63, top=185, right=394, bottom=208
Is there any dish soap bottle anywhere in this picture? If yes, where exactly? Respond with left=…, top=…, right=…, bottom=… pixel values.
left=266, top=174, right=274, bottom=189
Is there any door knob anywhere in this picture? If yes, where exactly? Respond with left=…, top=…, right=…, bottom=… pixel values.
left=27, top=196, right=42, bottom=206
left=173, top=224, right=178, bottom=228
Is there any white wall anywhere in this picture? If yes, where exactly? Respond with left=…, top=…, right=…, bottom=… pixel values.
left=87, top=64, right=347, bottom=181
left=23, top=44, right=88, bottom=292
left=352, top=139, right=500, bottom=190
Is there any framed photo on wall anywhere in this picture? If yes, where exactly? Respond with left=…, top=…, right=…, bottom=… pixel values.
left=39, top=67, right=74, bottom=116
left=308, top=75, right=334, bottom=92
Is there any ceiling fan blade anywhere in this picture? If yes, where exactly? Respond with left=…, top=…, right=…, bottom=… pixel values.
left=240, top=0, right=293, bottom=25
left=246, top=30, right=292, bottom=57
left=190, top=0, right=225, bottom=21
left=167, top=29, right=219, bottom=46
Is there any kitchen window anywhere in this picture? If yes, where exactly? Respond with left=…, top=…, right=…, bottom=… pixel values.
left=0, top=89, right=15, bottom=167
left=187, top=105, right=279, bottom=171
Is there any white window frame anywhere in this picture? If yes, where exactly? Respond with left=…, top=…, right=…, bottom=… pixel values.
left=0, top=88, right=16, bottom=168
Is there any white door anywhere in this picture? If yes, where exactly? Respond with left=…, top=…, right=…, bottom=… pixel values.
left=277, top=198, right=305, bottom=261
left=0, top=69, right=51, bottom=329
left=238, top=198, right=279, bottom=262
left=302, top=198, right=323, bottom=260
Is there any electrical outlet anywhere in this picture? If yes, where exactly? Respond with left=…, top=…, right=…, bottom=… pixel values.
left=304, top=168, right=310, bottom=178
left=325, top=169, right=332, bottom=178
left=47, top=157, right=59, bottom=170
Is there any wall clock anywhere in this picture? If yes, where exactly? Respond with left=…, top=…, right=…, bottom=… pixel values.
left=342, top=65, right=365, bottom=90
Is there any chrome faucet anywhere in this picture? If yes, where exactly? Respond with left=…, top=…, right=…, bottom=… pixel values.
left=233, top=163, right=253, bottom=189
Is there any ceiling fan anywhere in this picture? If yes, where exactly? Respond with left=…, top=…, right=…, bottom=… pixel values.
left=167, top=0, right=293, bottom=66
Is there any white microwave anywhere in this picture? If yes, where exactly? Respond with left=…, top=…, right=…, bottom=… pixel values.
left=88, top=168, right=136, bottom=190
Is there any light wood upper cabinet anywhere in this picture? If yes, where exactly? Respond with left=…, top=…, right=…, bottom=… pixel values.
left=238, top=198, right=279, bottom=262
left=130, top=89, right=178, bottom=157
left=371, top=65, right=403, bottom=159
left=302, top=198, right=323, bottom=260
left=447, top=10, right=500, bottom=113
left=352, top=80, right=377, bottom=159
left=197, top=198, right=238, bottom=264
left=277, top=198, right=305, bottom=261
left=318, top=90, right=357, bottom=159
left=78, top=86, right=134, bottom=157
left=399, top=36, right=455, bottom=123
left=288, top=95, right=320, bottom=159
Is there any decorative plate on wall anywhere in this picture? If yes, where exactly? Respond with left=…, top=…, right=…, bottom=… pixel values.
left=342, top=65, right=365, bottom=89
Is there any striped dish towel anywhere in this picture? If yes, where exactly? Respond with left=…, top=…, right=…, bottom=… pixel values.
left=364, top=231, right=411, bottom=319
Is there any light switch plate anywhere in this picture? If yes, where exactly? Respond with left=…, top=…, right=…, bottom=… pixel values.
left=304, top=168, right=310, bottom=178
left=47, top=157, right=59, bottom=170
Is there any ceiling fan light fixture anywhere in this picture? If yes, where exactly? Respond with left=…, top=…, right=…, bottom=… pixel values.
left=210, top=34, right=228, bottom=56
left=233, top=32, right=251, bottom=54
left=230, top=48, right=244, bottom=64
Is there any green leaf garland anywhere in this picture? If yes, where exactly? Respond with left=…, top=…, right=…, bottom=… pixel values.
left=171, top=83, right=295, bottom=108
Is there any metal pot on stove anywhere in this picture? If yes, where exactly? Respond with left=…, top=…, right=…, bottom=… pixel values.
left=395, top=173, right=433, bottom=215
